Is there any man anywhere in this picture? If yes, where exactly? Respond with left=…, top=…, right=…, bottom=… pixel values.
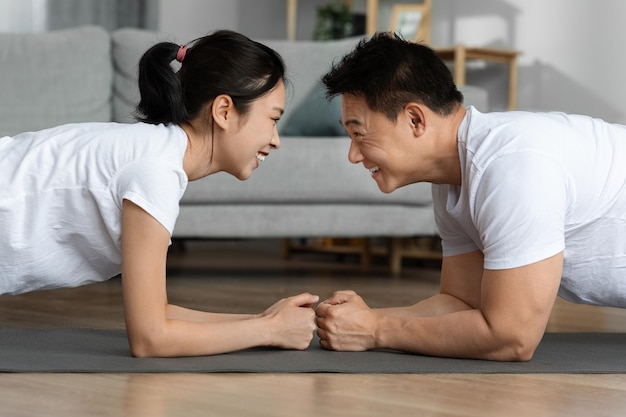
left=314, top=33, right=626, bottom=361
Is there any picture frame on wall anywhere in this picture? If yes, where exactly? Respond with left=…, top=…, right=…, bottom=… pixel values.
left=388, top=1, right=431, bottom=44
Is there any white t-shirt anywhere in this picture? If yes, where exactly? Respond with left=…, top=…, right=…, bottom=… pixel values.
left=0, top=122, right=188, bottom=295
left=433, top=106, right=626, bottom=307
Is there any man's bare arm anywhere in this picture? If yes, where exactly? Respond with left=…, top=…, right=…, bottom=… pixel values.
left=317, top=251, right=563, bottom=361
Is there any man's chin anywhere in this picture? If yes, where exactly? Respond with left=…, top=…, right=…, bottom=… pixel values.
left=375, top=181, right=398, bottom=194
left=375, top=175, right=410, bottom=194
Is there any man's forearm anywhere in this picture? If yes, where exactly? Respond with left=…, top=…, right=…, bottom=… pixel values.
left=374, top=308, right=538, bottom=361
left=373, top=293, right=473, bottom=318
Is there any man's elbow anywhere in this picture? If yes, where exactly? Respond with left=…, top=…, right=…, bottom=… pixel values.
left=493, top=328, right=542, bottom=362
left=501, top=338, right=537, bottom=362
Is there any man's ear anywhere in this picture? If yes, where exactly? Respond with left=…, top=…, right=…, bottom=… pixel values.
left=211, top=94, right=235, bottom=130
left=404, top=102, right=427, bottom=137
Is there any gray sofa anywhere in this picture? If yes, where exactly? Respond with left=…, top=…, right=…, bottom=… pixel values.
left=0, top=26, right=488, bottom=273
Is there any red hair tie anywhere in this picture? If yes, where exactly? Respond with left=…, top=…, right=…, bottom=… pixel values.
left=176, top=45, right=187, bottom=63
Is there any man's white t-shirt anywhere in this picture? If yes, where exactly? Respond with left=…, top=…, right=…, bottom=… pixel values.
left=0, top=122, right=188, bottom=295
left=433, top=106, right=626, bottom=308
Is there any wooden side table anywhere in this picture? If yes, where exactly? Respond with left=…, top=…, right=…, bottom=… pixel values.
left=434, top=45, right=519, bottom=110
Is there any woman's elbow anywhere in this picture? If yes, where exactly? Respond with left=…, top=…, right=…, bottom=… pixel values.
left=127, top=329, right=169, bottom=358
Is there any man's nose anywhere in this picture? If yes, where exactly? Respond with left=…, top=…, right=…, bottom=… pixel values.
left=348, top=139, right=363, bottom=164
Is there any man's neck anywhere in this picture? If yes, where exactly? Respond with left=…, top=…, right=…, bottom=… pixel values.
left=428, top=104, right=466, bottom=186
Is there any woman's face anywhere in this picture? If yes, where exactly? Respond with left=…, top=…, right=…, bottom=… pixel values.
left=220, top=81, right=286, bottom=180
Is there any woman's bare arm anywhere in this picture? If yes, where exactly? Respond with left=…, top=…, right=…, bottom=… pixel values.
left=121, top=200, right=318, bottom=357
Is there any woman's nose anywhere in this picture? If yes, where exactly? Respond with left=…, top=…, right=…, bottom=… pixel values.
left=270, top=132, right=281, bottom=149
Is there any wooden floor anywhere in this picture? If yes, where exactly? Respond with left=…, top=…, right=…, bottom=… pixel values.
left=2, top=239, right=626, bottom=417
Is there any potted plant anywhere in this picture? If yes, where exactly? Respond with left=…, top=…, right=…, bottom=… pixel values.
left=313, top=1, right=354, bottom=40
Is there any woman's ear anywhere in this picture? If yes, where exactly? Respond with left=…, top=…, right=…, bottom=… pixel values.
left=405, top=102, right=427, bottom=137
left=211, top=94, right=235, bottom=130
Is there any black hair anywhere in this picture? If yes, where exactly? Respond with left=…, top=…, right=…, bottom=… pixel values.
left=322, top=32, right=463, bottom=121
left=136, top=30, right=286, bottom=125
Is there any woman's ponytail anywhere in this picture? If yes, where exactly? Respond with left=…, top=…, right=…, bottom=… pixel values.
left=135, top=42, right=189, bottom=125
left=135, top=30, right=286, bottom=127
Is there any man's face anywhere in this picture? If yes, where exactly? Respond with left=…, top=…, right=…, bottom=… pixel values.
left=341, top=94, right=418, bottom=193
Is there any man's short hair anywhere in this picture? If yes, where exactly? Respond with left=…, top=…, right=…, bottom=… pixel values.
left=322, top=32, right=463, bottom=121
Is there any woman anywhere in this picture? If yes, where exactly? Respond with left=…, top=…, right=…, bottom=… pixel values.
left=0, top=30, right=318, bottom=357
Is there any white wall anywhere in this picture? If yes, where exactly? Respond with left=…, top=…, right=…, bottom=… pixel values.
left=431, top=0, right=626, bottom=122
left=525, top=0, right=626, bottom=123
left=157, top=0, right=239, bottom=42
left=4, top=0, right=624, bottom=123
left=153, top=0, right=626, bottom=123
left=0, top=0, right=47, bottom=32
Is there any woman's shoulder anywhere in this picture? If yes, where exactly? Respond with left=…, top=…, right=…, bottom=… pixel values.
left=71, top=122, right=186, bottom=155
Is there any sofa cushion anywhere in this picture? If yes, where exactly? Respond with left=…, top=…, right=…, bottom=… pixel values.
left=0, top=26, right=112, bottom=136
left=261, top=37, right=363, bottom=135
left=111, top=28, right=176, bottom=123
left=110, top=29, right=362, bottom=128
left=181, top=137, right=433, bottom=206
left=175, top=203, right=438, bottom=238
left=280, top=81, right=344, bottom=136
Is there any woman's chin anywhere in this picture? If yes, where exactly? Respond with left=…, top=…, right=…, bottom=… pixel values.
left=235, top=171, right=252, bottom=181
left=226, top=166, right=253, bottom=181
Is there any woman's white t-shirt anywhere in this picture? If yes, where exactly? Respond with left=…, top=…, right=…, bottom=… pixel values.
left=433, top=107, right=626, bottom=307
left=0, top=122, right=188, bottom=295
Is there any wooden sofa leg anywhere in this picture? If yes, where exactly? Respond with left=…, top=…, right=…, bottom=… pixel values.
left=389, top=237, right=403, bottom=276
left=358, top=238, right=372, bottom=271
left=281, top=239, right=292, bottom=260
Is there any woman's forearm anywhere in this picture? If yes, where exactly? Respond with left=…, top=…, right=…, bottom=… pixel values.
left=166, top=304, right=256, bottom=323
left=128, top=315, right=271, bottom=357
left=129, top=294, right=318, bottom=357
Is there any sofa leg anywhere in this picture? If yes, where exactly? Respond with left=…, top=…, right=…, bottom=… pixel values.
left=389, top=237, right=403, bottom=276
left=358, top=238, right=372, bottom=271
left=388, top=236, right=443, bottom=276
left=169, top=238, right=187, bottom=253
left=281, top=239, right=292, bottom=260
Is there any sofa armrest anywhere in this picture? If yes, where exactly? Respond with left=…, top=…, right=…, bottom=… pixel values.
left=0, top=26, right=112, bottom=136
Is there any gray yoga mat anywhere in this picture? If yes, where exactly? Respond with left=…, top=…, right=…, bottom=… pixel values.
left=0, top=328, right=624, bottom=373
